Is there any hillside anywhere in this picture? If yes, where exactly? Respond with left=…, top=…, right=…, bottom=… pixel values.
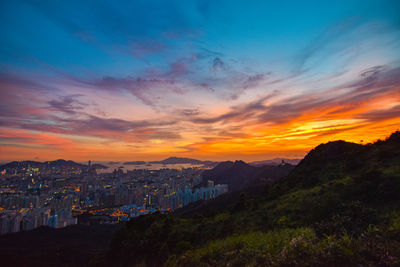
left=103, top=131, right=400, bottom=266
left=201, top=160, right=295, bottom=191
left=249, top=158, right=301, bottom=166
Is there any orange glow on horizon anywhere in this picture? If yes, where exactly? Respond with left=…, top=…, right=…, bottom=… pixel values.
left=1, top=83, right=399, bottom=162
left=1, top=106, right=398, bottom=162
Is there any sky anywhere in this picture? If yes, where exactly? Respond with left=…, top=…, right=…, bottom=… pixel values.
left=0, top=0, right=400, bottom=162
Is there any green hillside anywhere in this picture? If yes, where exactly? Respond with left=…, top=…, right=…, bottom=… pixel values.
left=98, top=131, right=400, bottom=266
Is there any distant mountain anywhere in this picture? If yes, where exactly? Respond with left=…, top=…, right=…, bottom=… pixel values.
left=249, top=158, right=301, bottom=166
left=151, top=157, right=202, bottom=164
left=201, top=160, right=295, bottom=191
left=150, top=157, right=218, bottom=166
left=0, top=159, right=107, bottom=170
left=123, top=161, right=146, bottom=165
left=107, top=161, right=121, bottom=165
left=92, top=163, right=108, bottom=169
left=0, top=160, right=42, bottom=170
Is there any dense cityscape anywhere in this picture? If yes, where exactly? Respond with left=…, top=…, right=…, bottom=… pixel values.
left=0, top=160, right=228, bottom=234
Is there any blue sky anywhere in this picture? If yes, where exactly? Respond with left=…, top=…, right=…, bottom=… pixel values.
left=0, top=0, right=400, bottom=161
left=2, top=0, right=399, bottom=76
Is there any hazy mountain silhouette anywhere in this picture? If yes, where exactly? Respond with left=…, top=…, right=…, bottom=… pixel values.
left=201, top=160, right=295, bottom=191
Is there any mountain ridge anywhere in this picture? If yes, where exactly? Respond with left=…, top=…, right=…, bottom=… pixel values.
left=150, top=156, right=219, bottom=167
left=201, top=160, right=295, bottom=192
left=0, top=159, right=107, bottom=170
left=249, top=158, right=301, bottom=166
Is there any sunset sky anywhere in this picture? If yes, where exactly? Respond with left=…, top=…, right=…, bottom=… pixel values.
left=1, top=0, right=400, bottom=162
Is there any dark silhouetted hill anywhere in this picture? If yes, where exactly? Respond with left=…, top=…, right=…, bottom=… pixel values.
left=202, top=160, right=294, bottom=191
left=150, top=156, right=219, bottom=167
left=249, top=158, right=301, bottom=166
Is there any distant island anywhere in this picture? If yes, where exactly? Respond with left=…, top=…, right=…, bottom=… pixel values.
left=150, top=157, right=219, bottom=167
left=123, top=161, right=146, bottom=165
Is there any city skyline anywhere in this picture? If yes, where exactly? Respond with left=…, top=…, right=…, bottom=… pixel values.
left=1, top=0, right=400, bottom=162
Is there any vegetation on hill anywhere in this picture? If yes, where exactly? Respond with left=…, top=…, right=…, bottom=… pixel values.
left=101, top=131, right=400, bottom=266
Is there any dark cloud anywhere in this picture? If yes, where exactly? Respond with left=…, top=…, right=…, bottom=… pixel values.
left=0, top=143, right=46, bottom=149
left=179, top=109, right=200, bottom=116
left=346, top=65, right=387, bottom=92
left=196, top=48, right=224, bottom=59
left=167, top=59, right=191, bottom=77
left=72, top=115, right=150, bottom=132
left=63, top=115, right=175, bottom=133
left=47, top=94, right=84, bottom=114
left=137, top=130, right=181, bottom=140
left=188, top=65, right=400, bottom=126
left=257, top=96, right=332, bottom=124
left=357, top=105, right=400, bottom=122
left=15, top=114, right=179, bottom=141
left=0, top=72, right=51, bottom=91
left=191, top=110, right=243, bottom=124
left=212, top=57, right=225, bottom=71
left=198, top=83, right=215, bottom=92
left=243, top=73, right=268, bottom=88
left=228, top=72, right=272, bottom=100
left=89, top=76, right=182, bottom=107
left=190, top=92, right=278, bottom=124
left=313, top=125, right=365, bottom=137
left=0, top=72, right=52, bottom=117
left=348, top=65, right=400, bottom=93
left=216, top=126, right=249, bottom=138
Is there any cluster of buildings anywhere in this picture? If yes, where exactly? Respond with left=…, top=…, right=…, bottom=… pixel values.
left=0, top=161, right=228, bottom=234
left=160, top=180, right=228, bottom=210
left=0, top=208, right=76, bottom=235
